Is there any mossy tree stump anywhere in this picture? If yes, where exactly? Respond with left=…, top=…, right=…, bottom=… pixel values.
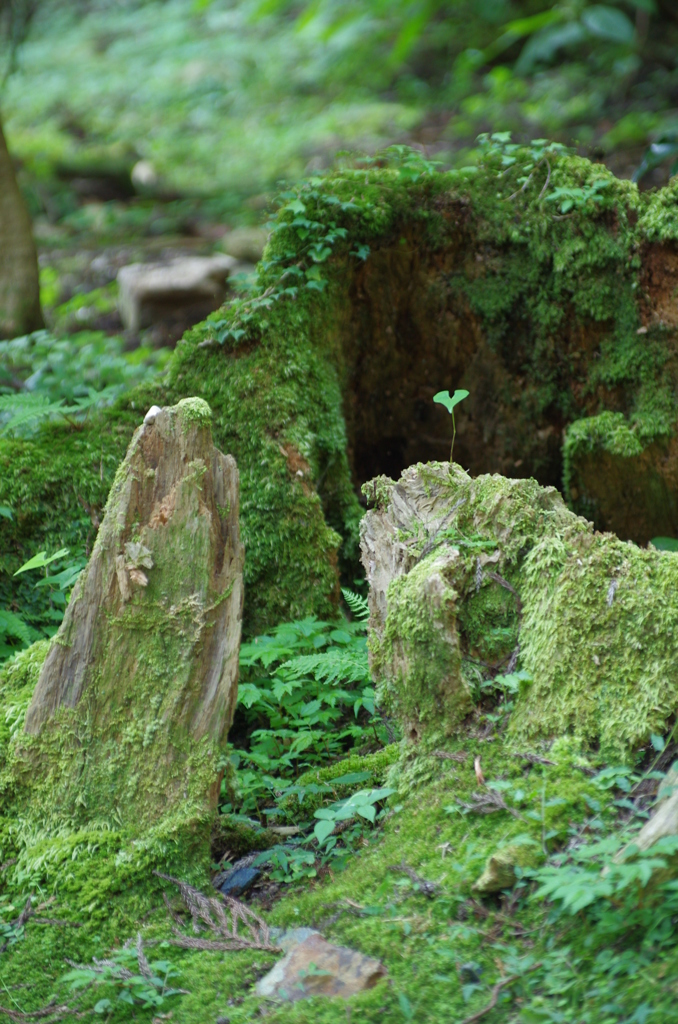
left=5, top=148, right=678, bottom=630
left=18, top=397, right=244, bottom=827
left=361, top=462, right=678, bottom=760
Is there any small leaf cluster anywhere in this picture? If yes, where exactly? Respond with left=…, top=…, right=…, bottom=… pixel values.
left=0, top=329, right=169, bottom=437
left=0, top=543, right=85, bottom=662
left=62, top=947, right=186, bottom=1015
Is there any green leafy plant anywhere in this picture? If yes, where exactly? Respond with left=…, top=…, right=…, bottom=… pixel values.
left=313, top=786, right=396, bottom=845
left=222, top=590, right=392, bottom=820
left=433, top=389, right=469, bottom=463
left=634, top=130, right=678, bottom=184
left=650, top=536, right=678, bottom=552
left=0, top=330, right=169, bottom=437
left=0, top=609, right=37, bottom=661
left=62, top=943, right=187, bottom=1014
left=544, top=177, right=611, bottom=214
left=0, top=546, right=86, bottom=663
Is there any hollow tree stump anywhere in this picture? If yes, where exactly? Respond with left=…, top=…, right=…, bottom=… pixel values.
left=21, top=397, right=244, bottom=826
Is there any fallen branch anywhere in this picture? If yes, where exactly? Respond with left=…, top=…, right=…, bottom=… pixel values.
left=154, top=871, right=279, bottom=952
left=0, top=1000, right=90, bottom=1022
left=387, top=859, right=440, bottom=898
left=460, top=962, right=543, bottom=1024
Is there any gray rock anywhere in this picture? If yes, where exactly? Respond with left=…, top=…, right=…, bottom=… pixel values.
left=268, top=927, right=320, bottom=952
left=255, top=932, right=386, bottom=1002
left=220, top=226, right=268, bottom=264
left=117, top=254, right=237, bottom=333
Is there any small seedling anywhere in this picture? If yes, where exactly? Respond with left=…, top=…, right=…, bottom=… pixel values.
left=433, top=389, right=469, bottom=463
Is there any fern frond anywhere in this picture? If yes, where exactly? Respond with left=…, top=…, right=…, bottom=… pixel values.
left=341, top=588, right=369, bottom=622
left=0, top=393, right=65, bottom=435
left=0, top=608, right=34, bottom=646
left=282, top=645, right=370, bottom=686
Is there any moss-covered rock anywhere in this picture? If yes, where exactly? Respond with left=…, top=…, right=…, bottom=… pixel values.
left=472, top=841, right=541, bottom=895
left=5, top=147, right=678, bottom=633
left=361, top=461, right=678, bottom=760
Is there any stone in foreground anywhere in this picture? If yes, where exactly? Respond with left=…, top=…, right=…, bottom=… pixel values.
left=22, top=397, right=244, bottom=826
left=255, top=931, right=386, bottom=1002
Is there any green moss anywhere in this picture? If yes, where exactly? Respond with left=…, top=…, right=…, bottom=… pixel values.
left=472, top=841, right=542, bottom=894
left=287, top=745, right=401, bottom=814
left=370, top=549, right=471, bottom=742
left=177, top=396, right=212, bottom=427
left=513, top=531, right=678, bottom=758
left=366, top=463, right=678, bottom=761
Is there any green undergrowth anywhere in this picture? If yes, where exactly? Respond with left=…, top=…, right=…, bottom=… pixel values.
left=3, top=596, right=678, bottom=1020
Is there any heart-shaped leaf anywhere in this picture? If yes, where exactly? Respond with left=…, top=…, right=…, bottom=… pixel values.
left=433, top=389, right=470, bottom=414
left=314, top=819, right=336, bottom=844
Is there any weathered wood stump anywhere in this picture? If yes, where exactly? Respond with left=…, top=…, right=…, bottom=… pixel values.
left=361, top=462, right=678, bottom=759
left=21, top=397, right=244, bottom=826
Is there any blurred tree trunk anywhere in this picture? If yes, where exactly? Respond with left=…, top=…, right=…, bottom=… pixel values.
left=0, top=114, right=43, bottom=338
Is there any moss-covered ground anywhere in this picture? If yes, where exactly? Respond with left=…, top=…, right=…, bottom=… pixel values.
left=2, top=723, right=677, bottom=1023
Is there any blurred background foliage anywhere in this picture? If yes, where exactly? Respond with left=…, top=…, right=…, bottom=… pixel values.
left=3, top=0, right=678, bottom=240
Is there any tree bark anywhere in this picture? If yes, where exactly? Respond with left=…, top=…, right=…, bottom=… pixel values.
left=0, top=113, right=43, bottom=338
left=21, top=398, right=244, bottom=827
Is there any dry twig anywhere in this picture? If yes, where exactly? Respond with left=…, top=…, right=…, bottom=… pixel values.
left=154, top=872, right=279, bottom=952
left=513, top=752, right=558, bottom=767
left=459, top=962, right=543, bottom=1024
left=0, top=897, right=78, bottom=955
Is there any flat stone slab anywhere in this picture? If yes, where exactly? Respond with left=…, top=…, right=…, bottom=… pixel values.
left=255, top=932, right=386, bottom=1002
left=118, top=254, right=237, bottom=332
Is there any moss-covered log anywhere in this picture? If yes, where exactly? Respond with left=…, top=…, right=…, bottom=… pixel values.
left=5, top=147, right=678, bottom=631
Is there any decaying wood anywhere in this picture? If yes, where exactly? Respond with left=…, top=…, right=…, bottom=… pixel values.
left=25, top=399, right=243, bottom=740
left=20, top=399, right=244, bottom=824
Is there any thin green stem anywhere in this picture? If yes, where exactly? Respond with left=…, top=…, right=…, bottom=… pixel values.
left=450, top=410, right=456, bottom=463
